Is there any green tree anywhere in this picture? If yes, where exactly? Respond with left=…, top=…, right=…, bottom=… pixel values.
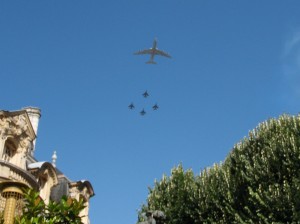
left=15, top=188, right=85, bottom=224
left=139, top=164, right=198, bottom=224
left=139, top=114, right=300, bottom=223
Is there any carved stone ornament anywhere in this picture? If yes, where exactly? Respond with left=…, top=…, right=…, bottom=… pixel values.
left=81, top=187, right=89, bottom=200
left=69, top=186, right=80, bottom=199
left=0, top=115, right=34, bottom=152
left=69, top=181, right=94, bottom=201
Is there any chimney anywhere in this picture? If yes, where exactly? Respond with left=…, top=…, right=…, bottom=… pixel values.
left=23, top=107, right=41, bottom=153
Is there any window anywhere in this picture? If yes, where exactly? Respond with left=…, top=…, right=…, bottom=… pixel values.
left=3, top=140, right=16, bottom=162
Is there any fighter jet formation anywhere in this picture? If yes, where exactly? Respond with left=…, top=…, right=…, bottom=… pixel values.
left=129, top=38, right=171, bottom=116
left=128, top=90, right=159, bottom=116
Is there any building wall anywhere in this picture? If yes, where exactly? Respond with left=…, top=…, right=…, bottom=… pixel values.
left=0, top=108, right=94, bottom=223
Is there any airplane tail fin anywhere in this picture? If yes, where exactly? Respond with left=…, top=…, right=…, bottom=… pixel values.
left=146, top=60, right=157, bottom=64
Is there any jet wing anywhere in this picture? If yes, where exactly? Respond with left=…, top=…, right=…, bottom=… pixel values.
left=134, top=49, right=153, bottom=55
left=154, top=49, right=172, bottom=58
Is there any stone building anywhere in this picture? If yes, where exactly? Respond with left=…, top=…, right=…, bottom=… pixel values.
left=0, top=107, right=94, bottom=223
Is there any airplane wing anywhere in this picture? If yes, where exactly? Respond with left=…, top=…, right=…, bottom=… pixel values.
left=154, top=49, right=172, bottom=58
left=134, top=49, right=153, bottom=55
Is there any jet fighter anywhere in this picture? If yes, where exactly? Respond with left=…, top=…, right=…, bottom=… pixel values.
left=152, top=103, right=159, bottom=110
left=140, top=109, right=146, bottom=116
left=128, top=103, right=135, bottom=110
left=134, top=38, right=171, bottom=64
left=143, top=91, right=149, bottom=98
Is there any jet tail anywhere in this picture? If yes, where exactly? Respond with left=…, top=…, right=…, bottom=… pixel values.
left=146, top=60, right=157, bottom=64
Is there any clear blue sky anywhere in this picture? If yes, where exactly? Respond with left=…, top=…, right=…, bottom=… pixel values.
left=1, top=1, right=300, bottom=223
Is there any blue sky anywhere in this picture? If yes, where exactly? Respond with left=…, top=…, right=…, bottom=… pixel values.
left=1, top=1, right=300, bottom=223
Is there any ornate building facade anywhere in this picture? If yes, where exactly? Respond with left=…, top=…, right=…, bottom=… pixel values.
left=0, top=107, right=94, bottom=223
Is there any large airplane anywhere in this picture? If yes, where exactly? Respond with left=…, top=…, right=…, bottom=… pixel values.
left=134, top=38, right=172, bottom=64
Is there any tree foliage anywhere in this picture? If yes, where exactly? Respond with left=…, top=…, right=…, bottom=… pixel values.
left=139, top=114, right=300, bottom=223
left=15, top=188, right=85, bottom=224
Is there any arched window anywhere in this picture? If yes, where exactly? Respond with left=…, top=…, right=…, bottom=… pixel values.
left=3, top=139, right=16, bottom=162
left=36, top=165, right=57, bottom=205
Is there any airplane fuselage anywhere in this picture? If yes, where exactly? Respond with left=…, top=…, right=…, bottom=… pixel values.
left=152, top=39, right=157, bottom=50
